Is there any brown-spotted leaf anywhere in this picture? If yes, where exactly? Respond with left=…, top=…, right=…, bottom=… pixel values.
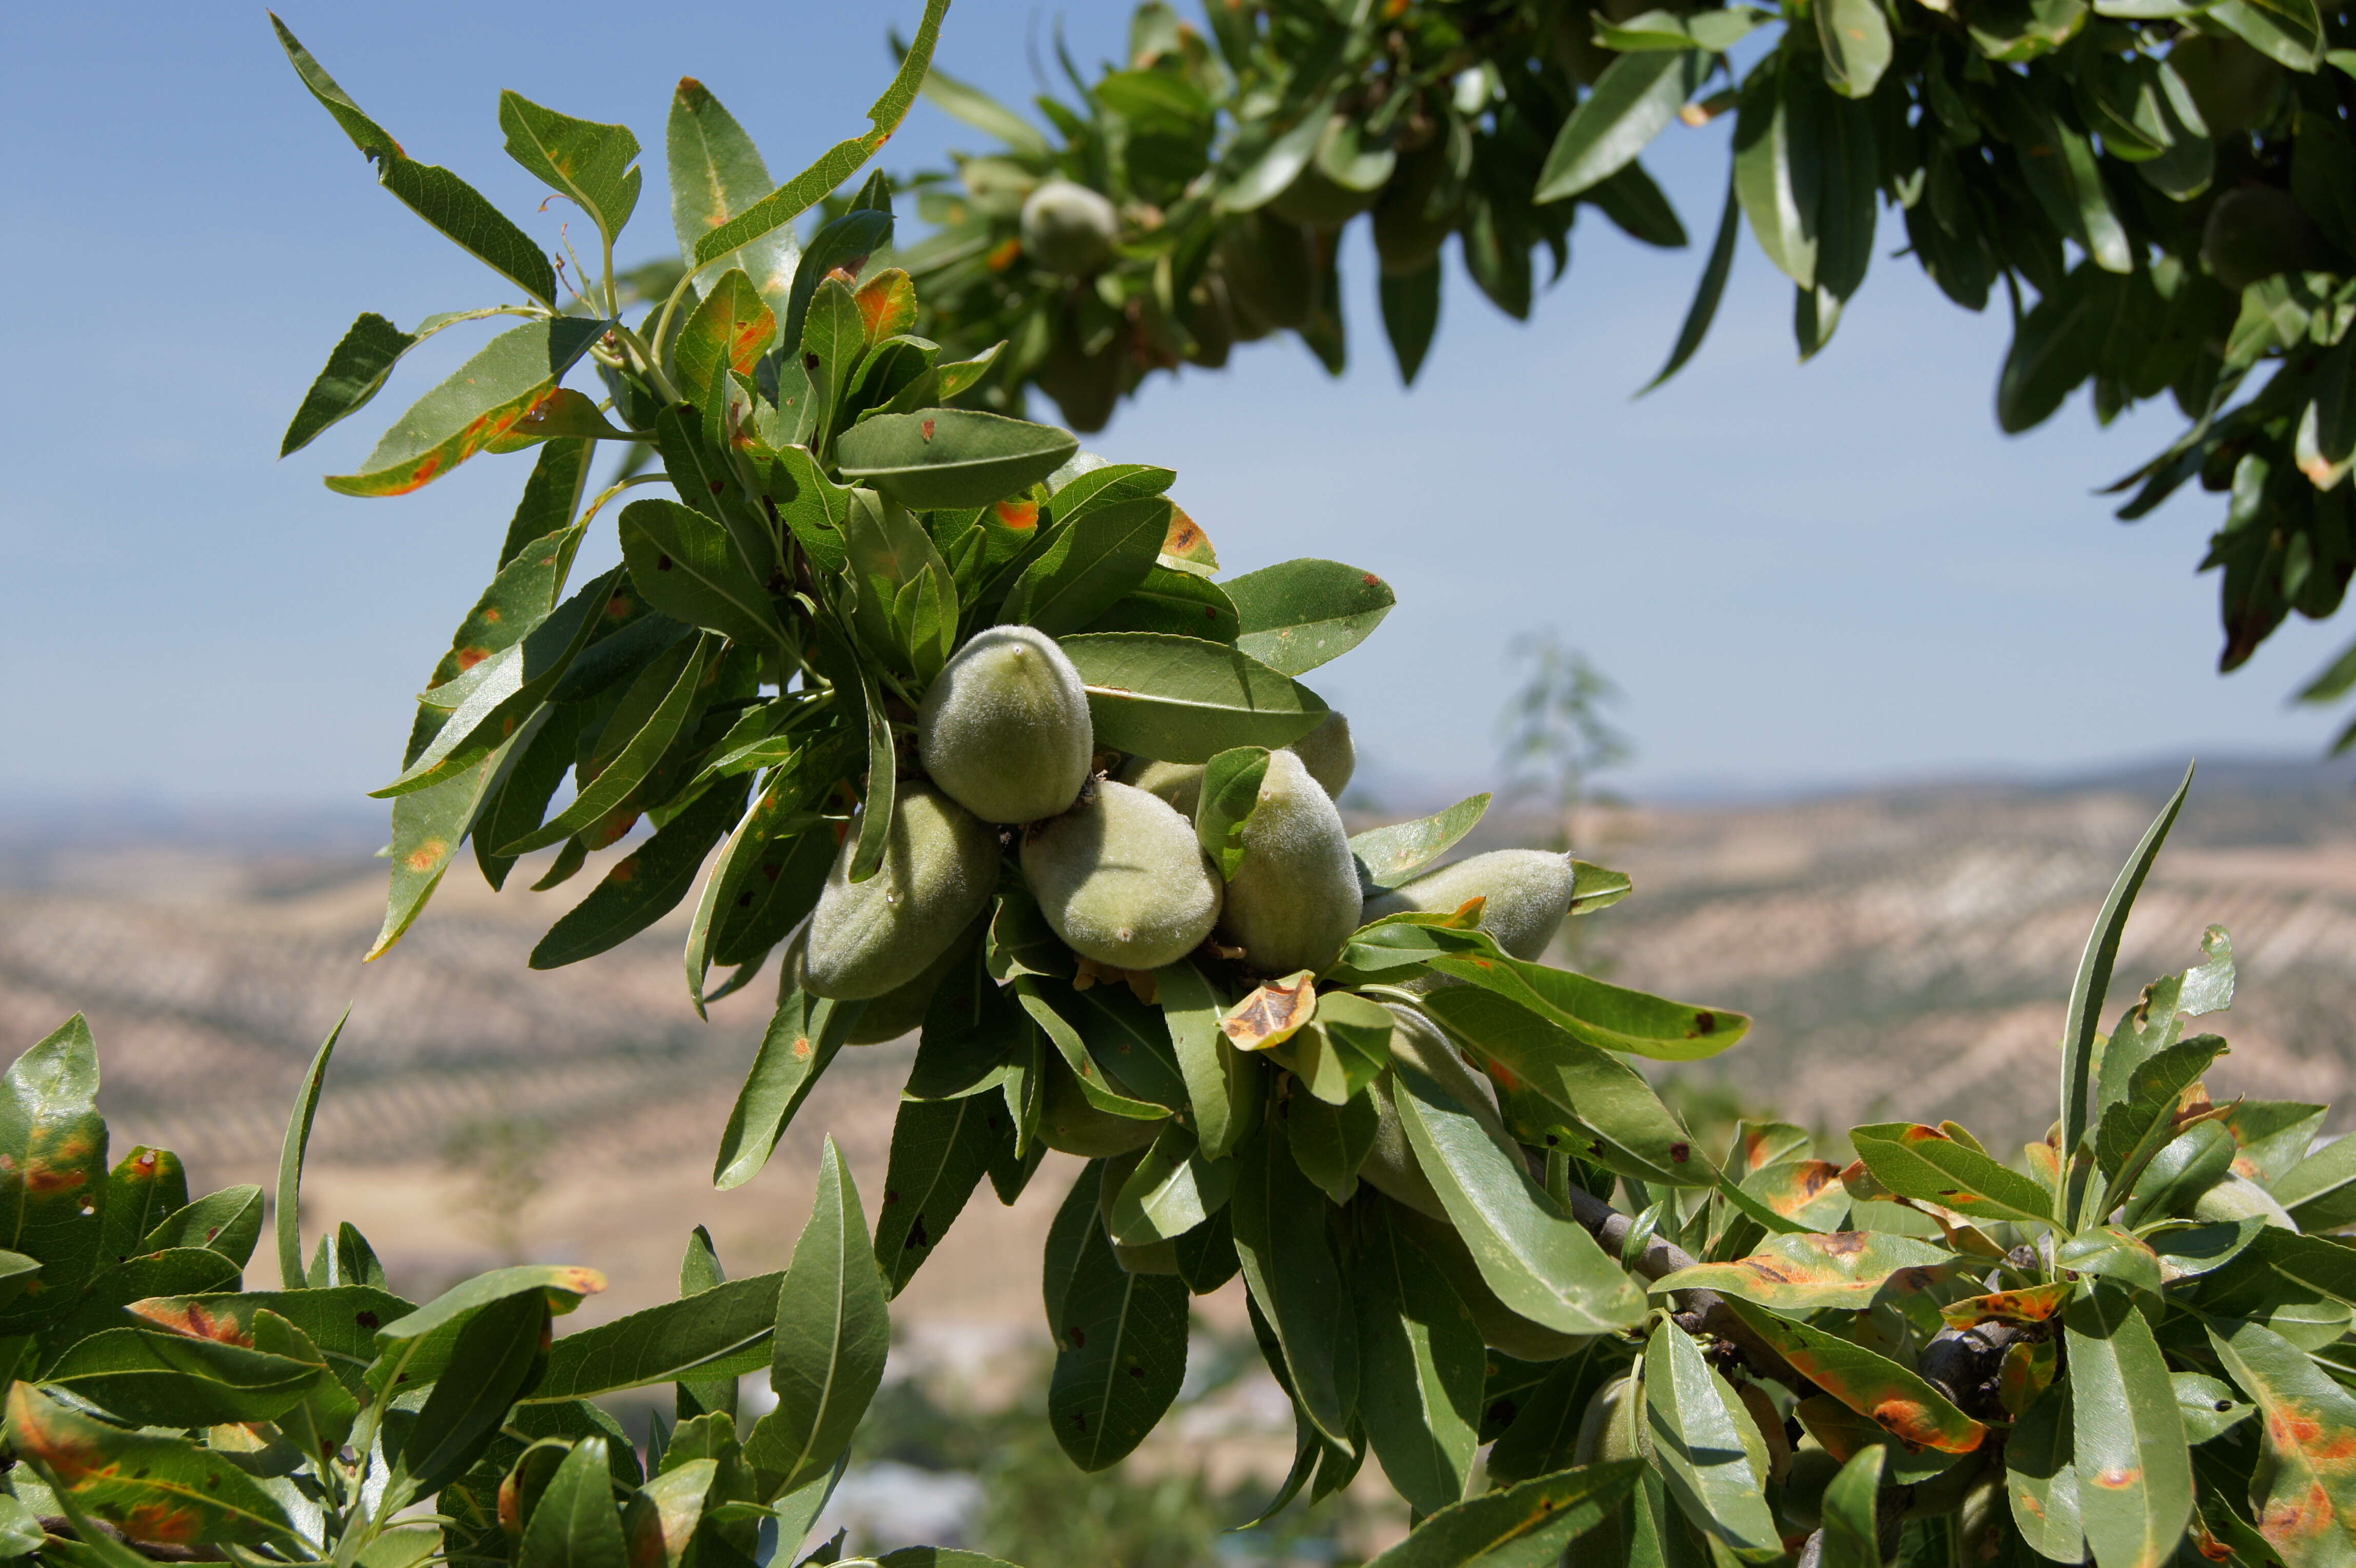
left=0, top=1014, right=110, bottom=1330
left=853, top=268, right=917, bottom=343
left=1943, top=1282, right=2075, bottom=1330
left=1652, top=1231, right=1957, bottom=1312
left=1731, top=1121, right=1813, bottom=1174
left=1794, top=1394, right=1966, bottom=1485
left=1850, top=1122, right=2054, bottom=1228
left=1723, top=1298, right=1987, bottom=1454
left=2000, top=1337, right=2059, bottom=1417
left=2209, top=1318, right=2356, bottom=1568
left=1222, top=973, right=1318, bottom=1052
left=1162, top=504, right=1218, bottom=570
left=325, top=318, right=607, bottom=497
left=1743, top=1159, right=1850, bottom=1230
left=677, top=269, right=777, bottom=401
left=5, top=1383, right=303, bottom=1548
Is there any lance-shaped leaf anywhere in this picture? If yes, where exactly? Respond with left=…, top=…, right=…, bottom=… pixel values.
left=1108, top=1123, right=1233, bottom=1245
left=0, top=1014, right=108, bottom=1326
left=1354, top=1206, right=1483, bottom=1518
left=1084, top=563, right=1240, bottom=641
left=1425, top=947, right=1744, bottom=1061
left=1158, top=958, right=1254, bottom=1161
left=2069, top=1283, right=2190, bottom=1568
left=1720, top=1298, right=1987, bottom=1453
left=675, top=268, right=776, bottom=401
left=2061, top=765, right=2193, bottom=1224
left=270, top=16, right=556, bottom=306
left=1230, top=1121, right=1359, bottom=1445
left=372, top=1265, right=602, bottom=1400
left=2209, top=1318, right=2356, bottom=1567
left=2009, top=1381, right=2086, bottom=1561
left=44, top=1327, right=324, bottom=1427
left=1195, top=747, right=1272, bottom=879
left=530, top=777, right=749, bottom=970
left=5, top=1383, right=302, bottom=1549
left=520, top=1436, right=628, bottom=1568
left=2056, top=1226, right=2164, bottom=1296
left=1536, top=50, right=1699, bottom=202
left=745, top=1140, right=889, bottom=1493
left=1392, top=1059, right=1647, bottom=1335
left=534, top=1271, right=783, bottom=1399
left=400, top=1287, right=552, bottom=1494
left=126, top=1286, right=415, bottom=1401
left=325, top=318, right=607, bottom=497
left=621, top=499, right=784, bottom=651
left=1058, top=633, right=1329, bottom=762
left=499, top=93, right=640, bottom=246
left=2266, top=1130, right=2356, bottom=1231
left=2095, top=1034, right=2229, bottom=1195
left=1644, top=172, right=1743, bottom=394
left=669, top=78, right=797, bottom=309
left=1740, top=1158, right=1851, bottom=1231
left=274, top=1011, right=345, bottom=1289
left=999, top=496, right=1171, bottom=636
left=871, top=1094, right=1006, bottom=1296
left=1818, top=0, right=1895, bottom=97
left=1041, top=1165, right=1189, bottom=1472
left=694, top=0, right=947, bottom=267
left=1222, top=558, right=1397, bottom=677
left=1350, top=795, right=1492, bottom=891
left=1420, top=985, right=1716, bottom=1187
left=1942, top=1282, right=2074, bottom=1329
left=714, top=991, right=862, bottom=1190
left=1651, top=1232, right=1956, bottom=1311
left=1821, top=1446, right=1887, bottom=1568
left=835, top=410, right=1079, bottom=511
left=500, top=634, right=713, bottom=855
left=1361, top=1457, right=1643, bottom=1568
left=1646, top=1318, right=1781, bottom=1561
left=1485, top=1341, right=1625, bottom=1485
left=1849, top=1123, right=2054, bottom=1228
left=281, top=311, right=417, bottom=457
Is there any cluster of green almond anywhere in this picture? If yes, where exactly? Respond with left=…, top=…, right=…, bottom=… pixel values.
left=789, top=621, right=1584, bottom=1058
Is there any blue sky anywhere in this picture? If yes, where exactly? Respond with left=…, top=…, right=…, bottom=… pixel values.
left=4, top=1, right=2347, bottom=814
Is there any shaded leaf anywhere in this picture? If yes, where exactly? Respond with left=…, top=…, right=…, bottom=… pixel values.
left=744, top=1141, right=889, bottom=1493
left=1719, top=1298, right=1987, bottom=1454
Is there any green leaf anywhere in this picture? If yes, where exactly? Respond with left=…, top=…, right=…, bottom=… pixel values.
left=0, top=1015, right=108, bottom=1325
left=498, top=93, right=640, bottom=247
left=911, top=46, right=1051, bottom=157
left=2059, top=763, right=2193, bottom=1225
left=325, top=318, right=607, bottom=497
left=1354, top=1205, right=1482, bottom=1517
left=535, top=1271, right=782, bottom=1399
left=745, top=1140, right=890, bottom=1493
left=620, top=498, right=783, bottom=652
left=1425, top=948, right=1746, bottom=1062
left=1646, top=1318, right=1781, bottom=1560
left=1997, top=265, right=2103, bottom=434
left=400, top=1288, right=551, bottom=1494
left=1231, top=1120, right=1359, bottom=1445
left=2273, top=1132, right=2356, bottom=1230
left=835, top=410, right=1079, bottom=511
left=122, top=1286, right=415, bottom=1399
left=1485, top=1341, right=1624, bottom=1484
left=668, top=77, right=798, bottom=310
left=141, top=1186, right=263, bottom=1266
left=499, top=634, right=713, bottom=856
left=2209, top=1318, right=2356, bottom=1567
left=1644, top=173, right=1743, bottom=392
left=1818, top=0, right=1895, bottom=97
left=1380, top=260, right=1443, bottom=386
left=1392, top=1059, right=1648, bottom=1335
left=871, top=1095, right=1006, bottom=1296
left=1108, top=1123, right=1234, bottom=1245
left=1058, top=633, right=1329, bottom=762
left=1196, top=747, right=1272, bottom=879
left=2210, top=0, right=2324, bottom=69
left=694, top=0, right=948, bottom=267
left=1821, top=1446, right=1887, bottom=1568
left=2094, top=1035, right=2228, bottom=1203
left=1424, top=984, right=1715, bottom=1187
left=1850, top=1122, right=2055, bottom=1228
left=1360, top=1458, right=1643, bottom=1568
left=1350, top=795, right=1492, bottom=890
left=269, top=15, right=556, bottom=306
left=1719, top=1298, right=1987, bottom=1454
left=713, top=990, right=863, bottom=1190
left=5, top=1382, right=302, bottom=1549
left=675, top=268, right=777, bottom=403
left=274, top=1010, right=346, bottom=1289
left=1157, top=958, right=1255, bottom=1161
left=531, top=777, right=750, bottom=970
left=1000, top=496, right=1170, bottom=635
left=1535, top=51, right=1699, bottom=202
left=97, top=1147, right=184, bottom=1277
left=519, top=1437, right=629, bottom=1568
left=2068, top=1283, right=2190, bottom=1568
left=281, top=311, right=418, bottom=457
left=1651, top=1231, right=1956, bottom=1311
left=1042, top=1165, right=1189, bottom=1471
left=1287, top=1090, right=1379, bottom=1204
left=44, top=1327, right=323, bottom=1427
left=1081, top=563, right=1241, bottom=642
left=2009, top=1382, right=2086, bottom=1561
left=1222, top=558, right=1397, bottom=677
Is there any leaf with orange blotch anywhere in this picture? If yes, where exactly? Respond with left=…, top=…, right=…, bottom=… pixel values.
left=2008, top=1382, right=2086, bottom=1562
left=4, top=1382, right=304, bottom=1549
left=2209, top=1317, right=2356, bottom=1568
left=485, top=387, right=636, bottom=453
left=371, top=1262, right=606, bottom=1396
left=1161, top=504, right=1219, bottom=571
left=1849, top=1122, right=2054, bottom=1229
left=1729, top=1121, right=1813, bottom=1174
left=2070, top=1283, right=2191, bottom=1568
left=677, top=269, right=779, bottom=404
left=2000, top=1337, right=2058, bottom=1418
left=1741, top=1158, right=1851, bottom=1231
left=1795, top=1394, right=1966, bottom=1486
left=1942, top=1282, right=2074, bottom=1330
left=853, top=268, right=918, bottom=343
left=1651, top=1231, right=1957, bottom=1312
left=1720, top=1298, right=1987, bottom=1455
left=1222, top=974, right=1319, bottom=1052
left=326, top=318, right=610, bottom=497
left=0, top=1013, right=110, bottom=1331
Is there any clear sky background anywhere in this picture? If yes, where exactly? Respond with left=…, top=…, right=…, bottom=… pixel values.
left=5, top=0, right=2348, bottom=815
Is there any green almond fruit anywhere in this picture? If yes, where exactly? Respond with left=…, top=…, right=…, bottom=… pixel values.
left=1114, top=756, right=1205, bottom=818
left=1363, top=849, right=1575, bottom=961
left=1216, top=749, right=1360, bottom=976
left=1019, top=178, right=1120, bottom=276
left=802, top=785, right=1001, bottom=1001
left=845, top=920, right=978, bottom=1045
left=919, top=625, right=1094, bottom=825
left=1287, top=710, right=1354, bottom=799
left=1038, top=1046, right=1165, bottom=1158
left=1574, top=1373, right=1640, bottom=1467
left=1022, top=779, right=1223, bottom=971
